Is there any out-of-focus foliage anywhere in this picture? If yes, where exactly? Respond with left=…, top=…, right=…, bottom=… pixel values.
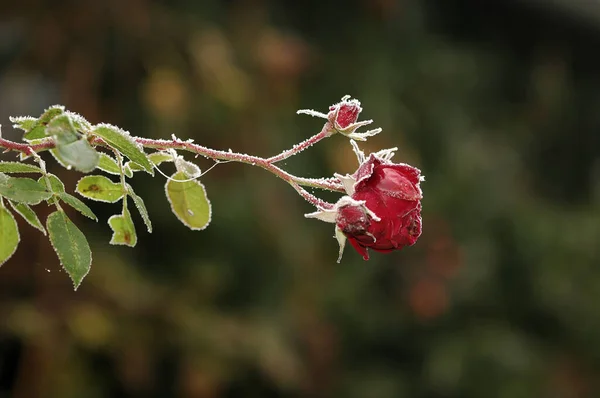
left=1, top=0, right=599, bottom=397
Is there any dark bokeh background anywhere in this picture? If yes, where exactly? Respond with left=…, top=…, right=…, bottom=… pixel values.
left=1, top=0, right=600, bottom=397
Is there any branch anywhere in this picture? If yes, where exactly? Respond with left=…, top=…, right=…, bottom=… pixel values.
left=0, top=133, right=343, bottom=210
left=266, top=124, right=333, bottom=164
left=0, top=97, right=409, bottom=289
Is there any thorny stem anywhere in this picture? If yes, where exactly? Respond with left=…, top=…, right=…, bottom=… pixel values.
left=0, top=137, right=42, bottom=156
left=0, top=131, right=342, bottom=210
left=266, top=123, right=333, bottom=164
left=134, top=137, right=337, bottom=209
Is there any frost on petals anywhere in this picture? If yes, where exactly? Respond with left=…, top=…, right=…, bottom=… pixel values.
left=331, top=96, right=362, bottom=129
left=307, top=141, right=423, bottom=262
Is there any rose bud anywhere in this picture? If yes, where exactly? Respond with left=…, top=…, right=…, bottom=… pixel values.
left=329, top=97, right=362, bottom=129
left=306, top=141, right=423, bottom=262
left=296, top=95, right=382, bottom=141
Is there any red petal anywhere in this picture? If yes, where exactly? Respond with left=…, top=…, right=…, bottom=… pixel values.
left=372, top=166, right=421, bottom=201
left=371, top=246, right=395, bottom=254
left=347, top=237, right=370, bottom=260
left=336, top=103, right=361, bottom=128
left=387, top=163, right=421, bottom=186
left=353, top=155, right=380, bottom=188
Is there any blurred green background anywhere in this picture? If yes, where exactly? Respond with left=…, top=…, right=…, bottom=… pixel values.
left=1, top=0, right=600, bottom=397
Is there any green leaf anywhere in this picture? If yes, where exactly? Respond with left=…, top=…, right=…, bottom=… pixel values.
left=40, top=174, right=65, bottom=193
left=123, top=164, right=133, bottom=178
left=126, top=184, right=152, bottom=233
left=48, top=148, right=69, bottom=168
left=65, top=111, right=91, bottom=132
left=47, top=115, right=99, bottom=173
left=0, top=162, right=42, bottom=174
left=46, top=210, right=91, bottom=290
left=0, top=203, right=20, bottom=266
left=124, top=161, right=145, bottom=173
left=7, top=200, right=46, bottom=235
left=20, top=105, right=65, bottom=140
left=76, top=175, right=123, bottom=203
left=92, top=124, right=153, bottom=174
left=51, top=141, right=100, bottom=173
left=108, top=200, right=137, bottom=247
left=10, top=116, right=37, bottom=132
left=0, top=173, right=52, bottom=204
left=96, top=153, right=121, bottom=175
left=149, top=151, right=174, bottom=166
left=58, top=192, right=98, bottom=221
left=175, top=158, right=201, bottom=178
left=165, top=171, right=211, bottom=230
left=46, top=113, right=78, bottom=142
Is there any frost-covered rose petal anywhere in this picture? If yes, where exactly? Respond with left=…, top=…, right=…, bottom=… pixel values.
left=308, top=147, right=423, bottom=262
left=332, top=99, right=361, bottom=129
left=341, top=154, right=423, bottom=260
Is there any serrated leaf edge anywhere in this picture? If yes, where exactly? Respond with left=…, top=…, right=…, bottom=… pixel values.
left=0, top=205, right=21, bottom=266
left=93, top=123, right=153, bottom=174
left=96, top=153, right=121, bottom=175
left=9, top=115, right=36, bottom=123
left=41, top=174, right=66, bottom=193
left=65, top=111, right=92, bottom=131
left=46, top=211, right=91, bottom=290
left=0, top=176, right=53, bottom=205
left=125, top=184, right=152, bottom=233
left=7, top=200, right=46, bottom=235
left=0, top=161, right=43, bottom=173
left=58, top=192, right=98, bottom=221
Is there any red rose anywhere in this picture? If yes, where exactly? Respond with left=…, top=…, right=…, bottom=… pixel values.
left=307, top=143, right=423, bottom=262
left=338, top=154, right=422, bottom=259
left=331, top=99, right=361, bottom=129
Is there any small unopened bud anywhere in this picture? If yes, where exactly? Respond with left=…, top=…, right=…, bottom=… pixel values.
left=330, top=97, right=362, bottom=129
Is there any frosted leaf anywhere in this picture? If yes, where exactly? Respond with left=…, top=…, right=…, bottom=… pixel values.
left=175, top=157, right=201, bottom=179
left=296, top=109, right=329, bottom=119
left=334, top=173, right=356, bottom=195
left=9, top=116, right=37, bottom=131
left=304, top=196, right=380, bottom=224
left=65, top=111, right=92, bottom=131
left=9, top=116, right=36, bottom=123
left=93, top=124, right=152, bottom=173
left=165, top=171, right=211, bottom=230
left=350, top=140, right=365, bottom=164
left=305, top=208, right=337, bottom=223
left=372, top=146, right=398, bottom=162
left=335, top=226, right=346, bottom=263
left=94, top=123, right=143, bottom=150
left=346, top=127, right=382, bottom=141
